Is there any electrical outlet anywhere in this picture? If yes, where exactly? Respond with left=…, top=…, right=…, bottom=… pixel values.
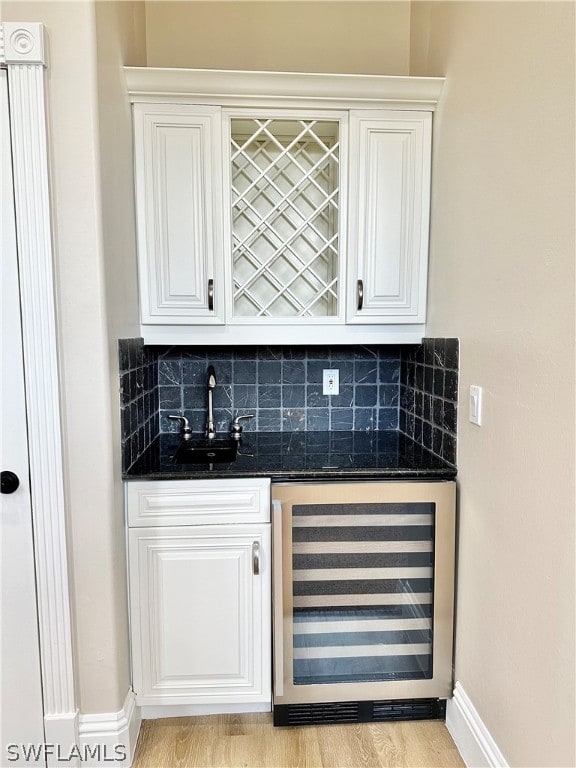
left=323, top=369, right=340, bottom=396
left=469, top=385, right=483, bottom=426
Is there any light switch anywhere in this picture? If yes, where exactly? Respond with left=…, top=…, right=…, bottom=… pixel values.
left=469, top=385, right=483, bottom=426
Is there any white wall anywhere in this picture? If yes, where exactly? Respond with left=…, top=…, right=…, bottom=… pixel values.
left=94, top=0, right=146, bottom=711
left=411, top=3, right=575, bottom=766
left=1, top=0, right=146, bottom=714
left=145, top=0, right=411, bottom=74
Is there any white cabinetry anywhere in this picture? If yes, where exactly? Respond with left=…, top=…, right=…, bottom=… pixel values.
left=347, top=111, right=431, bottom=324
left=128, top=68, right=444, bottom=344
left=133, top=104, right=225, bottom=324
left=127, top=478, right=271, bottom=714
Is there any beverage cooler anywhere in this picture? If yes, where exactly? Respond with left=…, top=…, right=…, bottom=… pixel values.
left=271, top=481, right=456, bottom=726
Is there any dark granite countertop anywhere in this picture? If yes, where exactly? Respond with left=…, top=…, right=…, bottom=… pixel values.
left=124, top=431, right=457, bottom=482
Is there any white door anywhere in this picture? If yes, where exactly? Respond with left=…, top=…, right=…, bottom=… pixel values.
left=0, top=69, right=46, bottom=764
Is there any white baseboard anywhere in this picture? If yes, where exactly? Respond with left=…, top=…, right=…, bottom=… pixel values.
left=446, top=682, right=509, bottom=768
left=140, top=701, right=271, bottom=720
left=78, top=690, right=141, bottom=767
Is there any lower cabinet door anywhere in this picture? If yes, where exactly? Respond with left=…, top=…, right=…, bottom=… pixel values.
left=129, top=524, right=271, bottom=706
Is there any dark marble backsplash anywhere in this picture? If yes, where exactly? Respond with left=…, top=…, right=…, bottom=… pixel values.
left=156, top=345, right=401, bottom=435
left=399, top=338, right=459, bottom=466
left=118, top=338, right=158, bottom=473
left=119, top=338, right=459, bottom=472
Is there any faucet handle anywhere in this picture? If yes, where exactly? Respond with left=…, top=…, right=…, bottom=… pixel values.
left=230, top=413, right=254, bottom=440
left=168, top=414, right=192, bottom=440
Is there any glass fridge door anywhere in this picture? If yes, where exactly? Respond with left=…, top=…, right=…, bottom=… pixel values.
left=272, top=481, right=455, bottom=705
left=292, top=498, right=434, bottom=685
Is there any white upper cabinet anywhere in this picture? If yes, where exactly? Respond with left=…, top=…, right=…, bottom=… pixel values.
left=347, top=111, right=431, bottom=324
left=128, top=69, right=444, bottom=344
left=134, top=104, right=225, bottom=324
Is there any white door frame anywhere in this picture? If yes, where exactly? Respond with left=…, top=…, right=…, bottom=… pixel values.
left=0, top=22, right=78, bottom=751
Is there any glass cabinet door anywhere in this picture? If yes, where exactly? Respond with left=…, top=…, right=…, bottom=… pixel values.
left=228, top=115, right=343, bottom=321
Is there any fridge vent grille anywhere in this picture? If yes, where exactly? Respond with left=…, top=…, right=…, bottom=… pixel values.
left=372, top=698, right=446, bottom=722
left=273, top=698, right=445, bottom=726
left=282, top=701, right=359, bottom=726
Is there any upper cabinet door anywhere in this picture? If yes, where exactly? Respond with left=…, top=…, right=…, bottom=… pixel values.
left=347, top=111, right=432, bottom=324
left=133, top=104, right=225, bottom=324
left=223, top=111, right=347, bottom=325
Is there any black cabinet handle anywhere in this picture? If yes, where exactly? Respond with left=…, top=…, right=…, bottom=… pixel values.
left=1, top=471, right=20, bottom=495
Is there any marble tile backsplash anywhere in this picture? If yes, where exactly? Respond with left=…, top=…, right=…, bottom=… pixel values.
left=118, top=337, right=459, bottom=470
left=399, top=338, right=459, bottom=466
left=118, top=338, right=159, bottom=473
left=156, top=346, right=401, bottom=434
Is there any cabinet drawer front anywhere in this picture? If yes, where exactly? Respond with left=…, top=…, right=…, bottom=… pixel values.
left=127, top=478, right=271, bottom=527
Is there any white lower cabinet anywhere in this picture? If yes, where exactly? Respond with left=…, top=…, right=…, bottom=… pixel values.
left=127, top=478, right=271, bottom=711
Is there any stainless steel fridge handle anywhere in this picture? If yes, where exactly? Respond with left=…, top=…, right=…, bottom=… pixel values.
left=272, top=499, right=284, bottom=698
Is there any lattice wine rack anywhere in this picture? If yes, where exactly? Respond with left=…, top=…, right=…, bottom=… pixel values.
left=230, top=118, right=341, bottom=319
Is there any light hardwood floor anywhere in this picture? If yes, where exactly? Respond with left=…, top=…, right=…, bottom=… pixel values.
left=132, top=714, right=465, bottom=768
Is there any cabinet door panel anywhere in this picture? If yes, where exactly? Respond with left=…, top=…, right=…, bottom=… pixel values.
left=130, top=525, right=271, bottom=706
left=347, top=111, right=431, bottom=324
left=134, top=104, right=225, bottom=323
left=159, top=548, right=245, bottom=680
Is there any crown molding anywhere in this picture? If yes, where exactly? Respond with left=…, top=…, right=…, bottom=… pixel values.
left=125, top=67, right=444, bottom=111
left=0, top=22, right=46, bottom=66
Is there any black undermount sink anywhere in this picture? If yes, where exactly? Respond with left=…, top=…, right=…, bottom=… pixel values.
left=172, top=438, right=238, bottom=464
